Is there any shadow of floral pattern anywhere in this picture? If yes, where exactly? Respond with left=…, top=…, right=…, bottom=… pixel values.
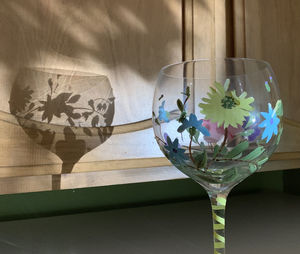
left=10, top=71, right=115, bottom=183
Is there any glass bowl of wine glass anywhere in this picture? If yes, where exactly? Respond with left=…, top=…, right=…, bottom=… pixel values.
left=152, top=58, right=283, bottom=254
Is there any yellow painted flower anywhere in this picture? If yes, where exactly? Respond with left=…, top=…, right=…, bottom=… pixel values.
left=199, top=80, right=255, bottom=128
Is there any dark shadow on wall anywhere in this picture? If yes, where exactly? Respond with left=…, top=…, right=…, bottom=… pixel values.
left=9, top=68, right=115, bottom=190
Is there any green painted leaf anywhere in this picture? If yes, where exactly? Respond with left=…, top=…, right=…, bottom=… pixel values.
left=178, top=111, right=187, bottom=123
left=224, top=79, right=230, bottom=91
left=177, top=99, right=184, bottom=112
left=257, top=157, right=269, bottom=166
left=193, top=150, right=207, bottom=169
left=189, top=127, right=196, bottom=137
left=186, top=86, right=190, bottom=97
left=232, top=153, right=243, bottom=160
left=220, top=146, right=228, bottom=155
left=213, top=145, right=220, bottom=158
left=225, top=141, right=249, bottom=159
left=155, top=118, right=160, bottom=126
left=241, top=146, right=265, bottom=161
left=241, top=129, right=255, bottom=137
left=276, top=127, right=283, bottom=145
left=193, top=130, right=200, bottom=144
left=275, top=100, right=283, bottom=117
left=249, top=163, right=257, bottom=173
left=265, top=81, right=271, bottom=92
left=199, top=150, right=207, bottom=168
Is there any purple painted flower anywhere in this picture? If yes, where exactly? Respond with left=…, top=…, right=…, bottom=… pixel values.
left=242, top=116, right=261, bottom=142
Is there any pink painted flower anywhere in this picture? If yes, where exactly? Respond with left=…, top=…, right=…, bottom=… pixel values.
left=202, top=120, right=225, bottom=143
left=227, top=125, right=244, bottom=142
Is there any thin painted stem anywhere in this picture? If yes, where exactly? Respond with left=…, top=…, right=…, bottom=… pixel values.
left=188, top=136, right=196, bottom=165
left=208, top=192, right=229, bottom=254
left=220, top=128, right=228, bottom=152
left=207, top=128, right=228, bottom=168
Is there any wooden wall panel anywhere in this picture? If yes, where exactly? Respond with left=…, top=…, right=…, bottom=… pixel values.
left=0, top=0, right=232, bottom=193
left=232, top=0, right=300, bottom=169
left=2, top=0, right=299, bottom=194
left=234, top=0, right=300, bottom=122
left=0, top=0, right=182, bottom=124
left=0, top=0, right=182, bottom=181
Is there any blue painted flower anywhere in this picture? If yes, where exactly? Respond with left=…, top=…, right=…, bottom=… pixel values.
left=242, top=116, right=261, bottom=142
left=177, top=113, right=210, bottom=136
left=164, top=135, right=186, bottom=161
left=258, top=103, right=280, bottom=143
left=158, top=100, right=170, bottom=122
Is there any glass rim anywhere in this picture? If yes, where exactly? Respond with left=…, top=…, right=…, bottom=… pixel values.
left=159, top=57, right=273, bottom=80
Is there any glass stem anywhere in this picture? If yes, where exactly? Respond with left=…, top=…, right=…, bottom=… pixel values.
left=208, top=191, right=229, bottom=254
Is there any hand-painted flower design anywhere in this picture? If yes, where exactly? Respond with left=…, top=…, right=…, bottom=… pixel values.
left=177, top=113, right=210, bottom=136
left=202, top=119, right=224, bottom=143
left=242, top=116, right=261, bottom=142
left=258, top=103, right=280, bottom=143
left=199, top=80, right=255, bottom=128
left=158, top=100, right=170, bottom=123
left=164, top=135, right=186, bottom=161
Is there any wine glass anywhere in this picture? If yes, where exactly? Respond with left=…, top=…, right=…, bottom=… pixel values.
left=9, top=67, right=115, bottom=189
left=152, top=58, right=283, bottom=253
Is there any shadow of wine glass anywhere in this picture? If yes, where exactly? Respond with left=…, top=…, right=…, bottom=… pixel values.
left=9, top=68, right=115, bottom=190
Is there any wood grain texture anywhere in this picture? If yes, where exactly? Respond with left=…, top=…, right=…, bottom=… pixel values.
left=236, top=0, right=300, bottom=122
left=0, top=0, right=182, bottom=184
left=232, top=0, right=246, bottom=57
left=0, top=0, right=299, bottom=194
left=0, top=0, right=182, bottom=124
left=193, top=0, right=215, bottom=59
left=0, top=156, right=297, bottom=194
left=183, top=0, right=194, bottom=61
left=231, top=0, right=300, bottom=170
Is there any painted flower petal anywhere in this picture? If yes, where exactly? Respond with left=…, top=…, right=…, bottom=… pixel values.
left=158, top=100, right=170, bottom=122
left=259, top=102, right=281, bottom=143
left=177, top=113, right=210, bottom=136
left=199, top=80, right=254, bottom=128
left=202, top=119, right=224, bottom=143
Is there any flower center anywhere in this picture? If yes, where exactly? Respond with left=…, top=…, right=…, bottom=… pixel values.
left=221, top=96, right=237, bottom=109
left=270, top=118, right=274, bottom=125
